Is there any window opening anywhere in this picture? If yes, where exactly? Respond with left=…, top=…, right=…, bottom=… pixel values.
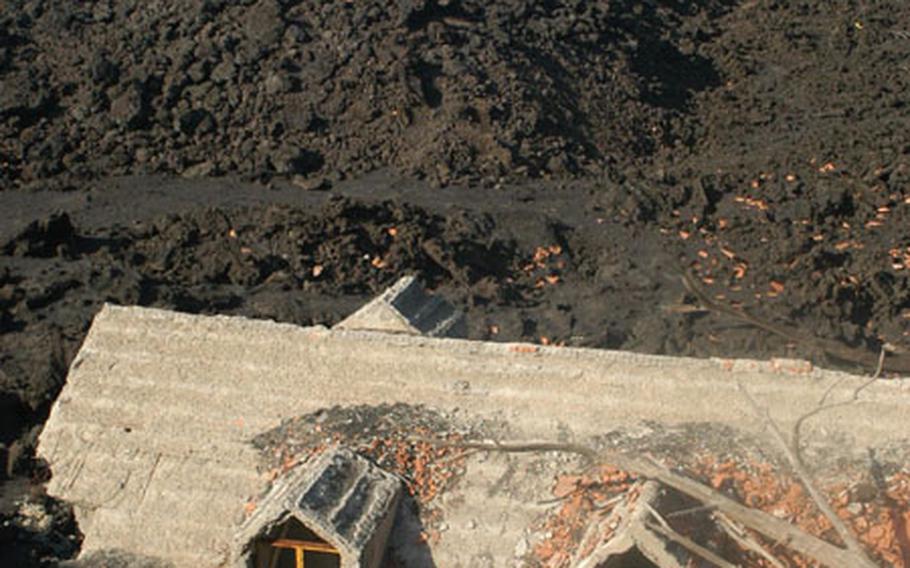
left=257, top=518, right=340, bottom=568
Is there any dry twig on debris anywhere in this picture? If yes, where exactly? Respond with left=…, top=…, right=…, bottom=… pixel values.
left=738, top=381, right=878, bottom=567
left=730, top=349, right=886, bottom=568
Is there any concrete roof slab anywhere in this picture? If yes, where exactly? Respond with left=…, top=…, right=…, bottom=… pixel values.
left=37, top=303, right=910, bottom=566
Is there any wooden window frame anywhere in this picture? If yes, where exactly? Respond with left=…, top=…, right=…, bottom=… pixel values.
left=269, top=538, right=340, bottom=568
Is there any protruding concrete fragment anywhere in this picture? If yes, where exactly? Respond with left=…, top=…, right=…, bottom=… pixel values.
left=574, top=481, right=687, bottom=568
left=334, top=275, right=465, bottom=337
left=233, top=447, right=402, bottom=568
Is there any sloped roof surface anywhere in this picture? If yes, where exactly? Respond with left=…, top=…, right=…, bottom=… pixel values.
left=37, top=304, right=910, bottom=566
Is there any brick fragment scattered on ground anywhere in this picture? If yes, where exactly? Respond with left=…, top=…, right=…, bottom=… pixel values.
left=527, top=455, right=910, bottom=567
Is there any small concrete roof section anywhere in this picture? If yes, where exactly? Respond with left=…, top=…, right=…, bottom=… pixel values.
left=334, top=275, right=465, bottom=337
left=234, top=447, right=402, bottom=568
left=38, top=284, right=910, bottom=565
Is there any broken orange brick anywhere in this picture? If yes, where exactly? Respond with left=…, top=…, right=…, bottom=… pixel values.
left=532, top=246, right=550, bottom=263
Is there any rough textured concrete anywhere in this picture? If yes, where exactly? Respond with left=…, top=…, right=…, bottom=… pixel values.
left=59, top=549, right=176, bottom=568
left=36, top=303, right=910, bottom=566
left=334, top=275, right=465, bottom=337
left=233, top=447, right=401, bottom=568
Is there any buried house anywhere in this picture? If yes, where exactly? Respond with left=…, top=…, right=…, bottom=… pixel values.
left=37, top=277, right=910, bottom=567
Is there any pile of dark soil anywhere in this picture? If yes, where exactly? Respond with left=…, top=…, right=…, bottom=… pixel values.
left=2, top=0, right=910, bottom=565
left=1, top=0, right=734, bottom=189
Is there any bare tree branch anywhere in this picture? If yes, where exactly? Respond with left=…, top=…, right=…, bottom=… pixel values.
left=714, top=511, right=785, bottom=568
left=680, top=268, right=910, bottom=373
left=791, top=348, right=884, bottom=461
left=645, top=520, right=735, bottom=568
left=737, top=381, right=876, bottom=566
left=644, top=502, right=736, bottom=568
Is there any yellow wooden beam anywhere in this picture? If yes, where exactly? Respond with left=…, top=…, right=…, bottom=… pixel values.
left=270, top=538, right=339, bottom=555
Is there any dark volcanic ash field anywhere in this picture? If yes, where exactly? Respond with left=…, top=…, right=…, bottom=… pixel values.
left=2, top=0, right=910, bottom=565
